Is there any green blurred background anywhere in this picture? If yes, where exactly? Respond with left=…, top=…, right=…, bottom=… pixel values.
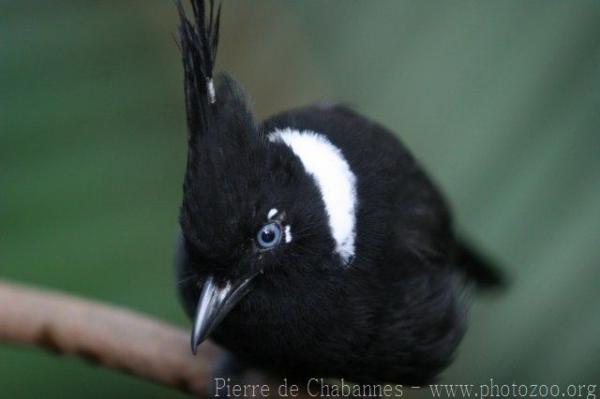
left=1, top=1, right=599, bottom=397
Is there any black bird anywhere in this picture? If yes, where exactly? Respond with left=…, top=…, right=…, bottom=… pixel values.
left=175, top=0, right=503, bottom=385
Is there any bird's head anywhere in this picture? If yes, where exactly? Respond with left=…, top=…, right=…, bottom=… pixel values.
left=176, top=0, right=351, bottom=354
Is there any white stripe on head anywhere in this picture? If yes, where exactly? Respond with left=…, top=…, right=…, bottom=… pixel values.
left=269, top=128, right=357, bottom=265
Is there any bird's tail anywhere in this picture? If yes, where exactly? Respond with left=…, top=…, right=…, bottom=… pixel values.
left=455, top=240, right=507, bottom=291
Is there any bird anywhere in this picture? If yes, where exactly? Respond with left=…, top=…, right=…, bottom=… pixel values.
left=174, top=0, right=504, bottom=386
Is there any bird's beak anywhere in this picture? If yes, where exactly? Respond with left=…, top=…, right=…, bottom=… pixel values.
left=191, top=272, right=258, bottom=354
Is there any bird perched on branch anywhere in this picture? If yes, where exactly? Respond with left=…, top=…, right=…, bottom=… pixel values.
left=175, top=0, right=504, bottom=385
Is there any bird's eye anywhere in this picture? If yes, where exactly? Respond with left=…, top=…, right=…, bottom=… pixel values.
left=256, top=222, right=282, bottom=249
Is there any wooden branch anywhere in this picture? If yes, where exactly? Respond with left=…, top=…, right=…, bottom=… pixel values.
left=0, top=279, right=218, bottom=396
left=0, top=279, right=365, bottom=398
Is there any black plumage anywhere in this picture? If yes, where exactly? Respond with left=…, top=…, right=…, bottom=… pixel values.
left=175, top=0, right=503, bottom=385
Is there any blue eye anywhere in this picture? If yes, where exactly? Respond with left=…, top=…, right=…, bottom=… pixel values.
left=257, top=222, right=282, bottom=249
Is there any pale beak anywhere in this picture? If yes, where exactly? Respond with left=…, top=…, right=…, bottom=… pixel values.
left=191, top=273, right=258, bottom=354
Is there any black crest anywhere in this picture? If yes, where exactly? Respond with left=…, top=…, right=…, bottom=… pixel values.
left=176, top=0, right=274, bottom=257
left=176, top=0, right=258, bottom=159
left=176, top=0, right=221, bottom=137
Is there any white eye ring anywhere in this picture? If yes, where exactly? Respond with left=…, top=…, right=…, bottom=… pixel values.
left=256, top=222, right=282, bottom=249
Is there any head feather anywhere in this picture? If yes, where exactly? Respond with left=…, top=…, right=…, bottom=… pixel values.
left=176, top=0, right=222, bottom=139
left=176, top=1, right=268, bottom=251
